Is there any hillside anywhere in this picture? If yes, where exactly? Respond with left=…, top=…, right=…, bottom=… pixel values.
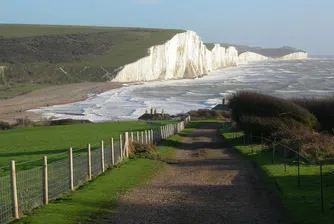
left=0, top=24, right=184, bottom=99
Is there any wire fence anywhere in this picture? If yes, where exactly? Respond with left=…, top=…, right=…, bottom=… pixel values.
left=0, top=117, right=190, bottom=224
left=224, top=121, right=334, bottom=217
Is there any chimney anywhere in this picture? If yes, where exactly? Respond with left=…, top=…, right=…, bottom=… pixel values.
left=222, top=98, right=227, bottom=105
left=150, top=108, right=153, bottom=114
left=145, top=109, right=148, bottom=114
left=162, top=109, right=164, bottom=115
left=154, top=108, right=157, bottom=114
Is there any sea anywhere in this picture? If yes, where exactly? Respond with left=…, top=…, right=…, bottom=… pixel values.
left=29, top=58, right=334, bottom=122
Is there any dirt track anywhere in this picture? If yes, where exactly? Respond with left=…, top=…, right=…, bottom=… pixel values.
left=94, top=122, right=287, bottom=224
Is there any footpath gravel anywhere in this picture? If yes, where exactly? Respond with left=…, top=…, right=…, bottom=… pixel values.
left=94, top=122, right=287, bottom=224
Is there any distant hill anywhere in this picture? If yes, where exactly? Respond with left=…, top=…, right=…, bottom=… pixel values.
left=0, top=24, right=183, bottom=98
left=205, top=43, right=305, bottom=58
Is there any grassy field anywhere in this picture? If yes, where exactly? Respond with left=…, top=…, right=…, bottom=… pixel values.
left=13, top=125, right=184, bottom=224
left=222, top=127, right=334, bottom=224
left=0, top=84, right=52, bottom=100
left=0, top=121, right=174, bottom=176
left=0, top=24, right=183, bottom=98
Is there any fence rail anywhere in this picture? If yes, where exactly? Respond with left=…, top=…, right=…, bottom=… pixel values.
left=0, top=117, right=190, bottom=224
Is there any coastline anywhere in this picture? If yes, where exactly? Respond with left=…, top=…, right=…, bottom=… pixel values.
left=0, top=82, right=123, bottom=123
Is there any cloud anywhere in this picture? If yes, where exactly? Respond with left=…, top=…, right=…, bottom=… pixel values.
left=136, top=0, right=160, bottom=4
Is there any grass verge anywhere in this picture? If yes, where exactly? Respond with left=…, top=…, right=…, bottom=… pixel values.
left=12, top=126, right=184, bottom=224
left=222, top=128, right=334, bottom=224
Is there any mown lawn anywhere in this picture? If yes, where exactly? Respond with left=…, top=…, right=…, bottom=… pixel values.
left=0, top=121, right=173, bottom=175
left=12, top=124, right=185, bottom=224
left=222, top=128, right=334, bottom=224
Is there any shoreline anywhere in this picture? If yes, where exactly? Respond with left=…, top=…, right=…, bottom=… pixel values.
left=0, top=82, right=123, bottom=123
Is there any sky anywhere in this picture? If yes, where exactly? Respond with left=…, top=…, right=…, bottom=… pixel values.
left=1, top=0, right=334, bottom=55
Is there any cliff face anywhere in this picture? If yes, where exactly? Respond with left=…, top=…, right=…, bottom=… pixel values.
left=238, top=52, right=269, bottom=65
left=279, top=52, right=308, bottom=60
left=112, top=31, right=307, bottom=82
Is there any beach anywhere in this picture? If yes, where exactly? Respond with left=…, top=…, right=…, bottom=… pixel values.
left=0, top=82, right=122, bottom=123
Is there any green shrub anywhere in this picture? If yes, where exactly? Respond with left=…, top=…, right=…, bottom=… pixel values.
left=274, top=128, right=334, bottom=161
left=292, top=97, right=334, bottom=134
left=188, top=109, right=226, bottom=120
left=238, top=115, right=304, bottom=137
left=229, top=91, right=318, bottom=129
left=0, top=121, right=11, bottom=130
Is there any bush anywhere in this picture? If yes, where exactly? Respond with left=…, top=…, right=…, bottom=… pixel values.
left=229, top=91, right=318, bottom=129
left=130, top=141, right=158, bottom=155
left=188, top=109, right=226, bottom=120
left=13, top=117, right=34, bottom=128
left=292, top=97, right=334, bottom=134
left=238, top=115, right=304, bottom=137
left=0, top=121, right=11, bottom=130
left=274, top=128, right=334, bottom=161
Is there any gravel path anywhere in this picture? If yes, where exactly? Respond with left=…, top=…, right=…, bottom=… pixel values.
left=95, top=122, right=287, bottom=224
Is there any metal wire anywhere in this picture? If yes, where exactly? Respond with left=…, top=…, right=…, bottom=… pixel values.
left=48, top=158, right=69, bottom=200
left=16, top=166, right=43, bottom=215
left=91, top=148, right=102, bottom=177
left=114, top=140, right=121, bottom=165
left=0, top=176, right=12, bottom=224
left=73, top=154, right=88, bottom=186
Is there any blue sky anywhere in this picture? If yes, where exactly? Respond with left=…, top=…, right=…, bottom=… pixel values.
left=1, top=0, right=333, bottom=55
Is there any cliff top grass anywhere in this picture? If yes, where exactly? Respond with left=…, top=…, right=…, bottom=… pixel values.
left=0, top=24, right=184, bottom=98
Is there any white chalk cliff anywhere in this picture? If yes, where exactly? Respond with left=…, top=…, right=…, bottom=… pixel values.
left=112, top=30, right=307, bottom=82
left=279, top=52, right=308, bottom=60
left=238, top=52, right=269, bottom=65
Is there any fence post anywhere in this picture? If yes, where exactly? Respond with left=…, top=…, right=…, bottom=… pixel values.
left=284, top=164, right=287, bottom=173
left=141, top=131, right=144, bottom=144
left=43, top=156, right=48, bottom=205
left=111, top=138, right=114, bottom=166
left=151, top=130, right=154, bottom=144
left=261, top=133, right=264, bottom=155
left=320, top=162, right=324, bottom=214
left=250, top=133, right=253, bottom=154
left=131, top=132, right=134, bottom=143
left=137, top=131, right=140, bottom=142
left=120, top=134, right=123, bottom=161
left=101, top=140, right=105, bottom=172
left=147, top=130, right=151, bottom=144
left=272, top=137, right=276, bottom=164
left=69, top=148, right=74, bottom=191
left=87, top=144, right=92, bottom=180
left=125, top=132, right=129, bottom=158
left=10, top=160, right=19, bottom=219
left=297, top=147, right=300, bottom=187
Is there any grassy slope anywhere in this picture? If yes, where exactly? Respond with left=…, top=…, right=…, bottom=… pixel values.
left=0, top=121, right=173, bottom=175
left=222, top=128, right=334, bottom=224
left=14, top=126, right=186, bottom=224
left=0, top=24, right=184, bottom=98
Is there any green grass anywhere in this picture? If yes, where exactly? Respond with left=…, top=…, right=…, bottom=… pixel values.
left=0, top=84, right=52, bottom=99
left=12, top=124, right=183, bottom=224
left=0, top=24, right=184, bottom=97
left=222, top=128, right=334, bottom=224
left=0, top=121, right=173, bottom=175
